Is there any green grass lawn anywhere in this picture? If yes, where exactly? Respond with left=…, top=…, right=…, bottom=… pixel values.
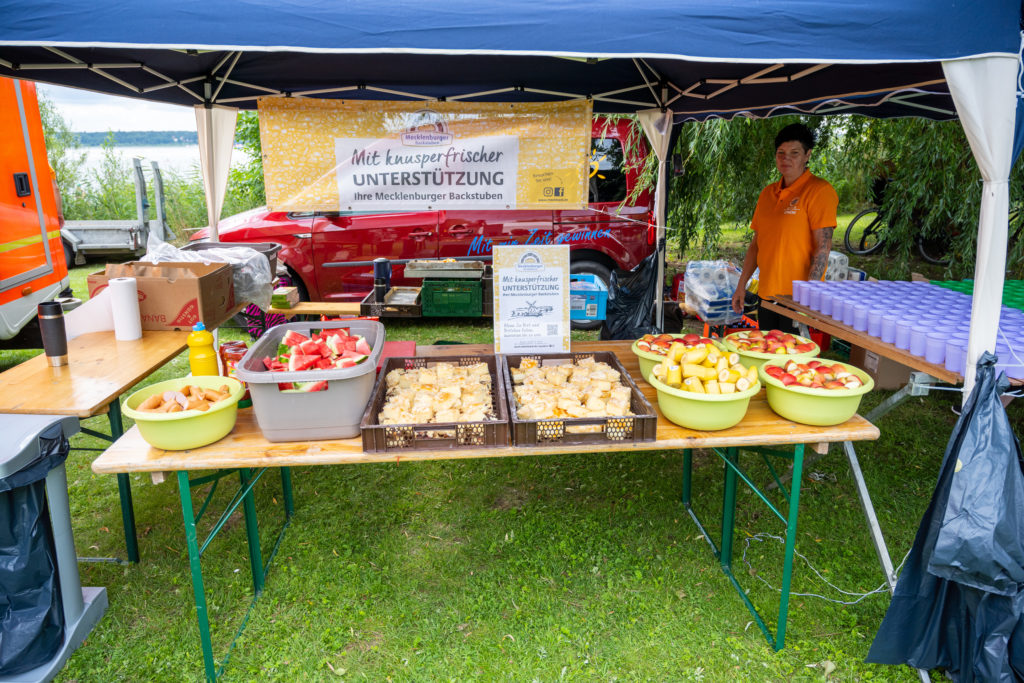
left=1, top=256, right=1013, bottom=681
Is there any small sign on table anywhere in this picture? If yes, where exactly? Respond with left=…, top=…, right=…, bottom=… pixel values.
left=492, top=245, right=570, bottom=354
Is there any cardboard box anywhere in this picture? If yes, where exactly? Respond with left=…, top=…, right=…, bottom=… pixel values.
left=849, top=343, right=912, bottom=390
left=87, top=261, right=235, bottom=331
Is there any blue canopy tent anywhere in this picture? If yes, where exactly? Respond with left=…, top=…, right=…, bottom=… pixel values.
left=2, top=1, right=1022, bottom=677
left=0, top=1, right=1020, bottom=394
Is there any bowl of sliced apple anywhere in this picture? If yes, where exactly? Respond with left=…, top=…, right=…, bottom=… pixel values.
left=631, top=332, right=723, bottom=382
left=758, top=358, right=873, bottom=426
left=722, top=329, right=819, bottom=370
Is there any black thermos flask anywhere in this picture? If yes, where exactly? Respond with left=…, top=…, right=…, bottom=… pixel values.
left=38, top=301, right=68, bottom=366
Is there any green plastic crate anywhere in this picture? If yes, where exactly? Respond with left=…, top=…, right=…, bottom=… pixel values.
left=421, top=278, right=482, bottom=317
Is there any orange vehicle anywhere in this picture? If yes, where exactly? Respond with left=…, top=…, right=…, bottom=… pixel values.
left=0, top=77, right=70, bottom=343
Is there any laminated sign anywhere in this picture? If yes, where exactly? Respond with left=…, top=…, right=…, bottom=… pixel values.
left=258, top=98, right=592, bottom=212
left=493, top=245, right=570, bottom=354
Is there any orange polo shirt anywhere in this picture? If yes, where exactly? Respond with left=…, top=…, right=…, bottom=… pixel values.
left=751, top=170, right=838, bottom=299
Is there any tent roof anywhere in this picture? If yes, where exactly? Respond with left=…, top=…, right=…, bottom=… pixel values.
left=0, top=0, right=1018, bottom=121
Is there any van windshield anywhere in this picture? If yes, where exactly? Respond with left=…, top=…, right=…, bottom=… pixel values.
left=589, top=138, right=627, bottom=203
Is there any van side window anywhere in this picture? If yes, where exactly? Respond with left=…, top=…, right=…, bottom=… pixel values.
left=589, top=138, right=627, bottom=203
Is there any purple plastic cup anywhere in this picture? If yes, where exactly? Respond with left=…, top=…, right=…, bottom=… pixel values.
left=881, top=313, right=900, bottom=344
left=842, top=299, right=859, bottom=326
left=925, top=330, right=947, bottom=364
left=945, top=334, right=968, bottom=374
left=808, top=286, right=822, bottom=310
left=852, top=303, right=870, bottom=331
left=819, top=291, right=834, bottom=316
left=894, top=321, right=913, bottom=350
left=867, top=309, right=883, bottom=337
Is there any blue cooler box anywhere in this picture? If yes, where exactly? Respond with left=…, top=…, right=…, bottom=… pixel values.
left=569, top=273, right=608, bottom=321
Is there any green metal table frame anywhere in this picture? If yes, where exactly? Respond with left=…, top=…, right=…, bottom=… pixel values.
left=682, top=444, right=806, bottom=650
left=176, top=466, right=294, bottom=682
left=77, top=400, right=140, bottom=564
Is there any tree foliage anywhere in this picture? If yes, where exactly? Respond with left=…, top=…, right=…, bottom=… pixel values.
left=667, top=114, right=1024, bottom=279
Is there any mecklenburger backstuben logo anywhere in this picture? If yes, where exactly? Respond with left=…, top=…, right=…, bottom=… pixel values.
left=400, top=109, right=454, bottom=146
left=515, top=251, right=545, bottom=272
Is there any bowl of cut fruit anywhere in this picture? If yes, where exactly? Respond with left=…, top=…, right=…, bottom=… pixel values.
left=648, top=344, right=761, bottom=430
left=758, top=358, right=873, bottom=426
left=632, top=332, right=724, bottom=382
left=722, top=329, right=819, bottom=370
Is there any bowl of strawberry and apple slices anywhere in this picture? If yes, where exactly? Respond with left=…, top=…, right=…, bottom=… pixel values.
left=721, top=329, right=819, bottom=369
left=758, top=358, right=874, bottom=426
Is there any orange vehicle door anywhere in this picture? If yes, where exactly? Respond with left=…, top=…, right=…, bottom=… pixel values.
left=0, top=77, right=68, bottom=340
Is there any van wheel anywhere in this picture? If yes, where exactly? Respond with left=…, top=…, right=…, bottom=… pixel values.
left=570, top=260, right=612, bottom=331
left=61, top=238, right=75, bottom=271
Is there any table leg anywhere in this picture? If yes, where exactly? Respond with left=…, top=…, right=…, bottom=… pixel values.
left=681, top=449, right=692, bottom=505
left=280, top=466, right=294, bottom=518
left=239, top=468, right=265, bottom=595
left=719, top=447, right=739, bottom=570
left=108, top=401, right=140, bottom=563
left=775, top=444, right=804, bottom=651
left=177, top=470, right=218, bottom=682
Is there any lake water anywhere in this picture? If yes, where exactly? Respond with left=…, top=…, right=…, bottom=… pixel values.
left=78, top=144, right=252, bottom=177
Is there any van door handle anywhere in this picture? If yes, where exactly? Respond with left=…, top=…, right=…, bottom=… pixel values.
left=448, top=225, right=472, bottom=236
left=409, top=231, right=432, bottom=238
left=13, top=173, right=31, bottom=197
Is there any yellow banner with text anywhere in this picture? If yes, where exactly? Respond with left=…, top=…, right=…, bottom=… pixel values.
left=258, top=98, right=592, bottom=212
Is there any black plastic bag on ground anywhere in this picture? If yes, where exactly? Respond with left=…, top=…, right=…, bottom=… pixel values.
left=866, top=352, right=1024, bottom=681
left=600, top=248, right=661, bottom=340
left=0, top=423, right=68, bottom=675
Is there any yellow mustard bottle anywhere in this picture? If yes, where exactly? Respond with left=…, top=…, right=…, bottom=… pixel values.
left=186, top=322, right=218, bottom=376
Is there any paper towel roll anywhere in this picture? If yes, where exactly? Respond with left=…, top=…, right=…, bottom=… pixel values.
left=109, top=277, right=142, bottom=340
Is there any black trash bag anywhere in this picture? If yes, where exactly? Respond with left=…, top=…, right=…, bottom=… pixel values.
left=600, top=247, right=661, bottom=340
left=867, top=352, right=1024, bottom=681
left=0, top=423, right=68, bottom=675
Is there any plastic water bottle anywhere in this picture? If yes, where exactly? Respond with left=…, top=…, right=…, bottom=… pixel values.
left=187, top=322, right=218, bottom=376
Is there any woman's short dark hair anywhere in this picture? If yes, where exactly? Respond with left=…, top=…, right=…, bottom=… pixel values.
left=774, top=123, right=815, bottom=151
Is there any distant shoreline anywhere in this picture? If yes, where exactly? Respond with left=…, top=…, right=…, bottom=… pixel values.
left=73, top=130, right=198, bottom=147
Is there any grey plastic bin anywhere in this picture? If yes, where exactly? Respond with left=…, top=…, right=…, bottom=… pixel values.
left=235, top=320, right=385, bottom=442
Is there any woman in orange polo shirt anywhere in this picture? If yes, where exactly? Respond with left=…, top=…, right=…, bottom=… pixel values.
left=731, top=123, right=838, bottom=332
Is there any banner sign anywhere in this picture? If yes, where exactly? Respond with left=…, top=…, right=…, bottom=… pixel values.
left=493, top=245, right=570, bottom=354
left=258, top=98, right=592, bottom=212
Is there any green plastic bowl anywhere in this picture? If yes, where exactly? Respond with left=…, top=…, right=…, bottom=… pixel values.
left=648, top=374, right=761, bottom=431
left=722, top=332, right=819, bottom=370
left=631, top=335, right=725, bottom=382
left=758, top=359, right=874, bottom=426
left=123, top=376, right=244, bottom=450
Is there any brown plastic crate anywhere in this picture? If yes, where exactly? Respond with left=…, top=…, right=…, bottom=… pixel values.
left=359, top=287, right=422, bottom=318
left=501, top=352, right=657, bottom=446
left=360, top=355, right=510, bottom=452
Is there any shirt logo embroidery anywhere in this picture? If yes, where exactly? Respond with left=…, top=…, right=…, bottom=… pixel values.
left=783, top=197, right=800, bottom=215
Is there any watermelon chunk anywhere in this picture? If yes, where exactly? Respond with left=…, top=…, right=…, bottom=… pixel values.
left=354, top=337, right=372, bottom=355
left=315, top=358, right=334, bottom=369
left=287, top=353, right=321, bottom=372
left=315, top=339, right=332, bottom=358
left=335, top=357, right=357, bottom=369
left=282, top=330, right=310, bottom=347
left=262, top=357, right=277, bottom=371
left=297, top=339, right=321, bottom=356
left=295, top=380, right=328, bottom=392
left=325, top=335, right=342, bottom=356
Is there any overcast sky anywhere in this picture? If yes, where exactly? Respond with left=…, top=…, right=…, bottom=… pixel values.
left=38, top=83, right=197, bottom=132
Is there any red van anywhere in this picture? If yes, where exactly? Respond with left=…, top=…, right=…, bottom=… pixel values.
left=191, top=117, right=654, bottom=326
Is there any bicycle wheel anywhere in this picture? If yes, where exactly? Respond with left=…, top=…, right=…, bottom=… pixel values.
left=844, top=209, right=886, bottom=255
left=917, top=233, right=952, bottom=266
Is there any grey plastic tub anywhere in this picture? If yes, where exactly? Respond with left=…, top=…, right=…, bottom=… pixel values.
left=235, top=320, right=385, bottom=442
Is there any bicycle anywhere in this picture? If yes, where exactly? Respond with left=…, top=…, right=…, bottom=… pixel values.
left=845, top=204, right=1023, bottom=267
left=843, top=208, right=955, bottom=266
